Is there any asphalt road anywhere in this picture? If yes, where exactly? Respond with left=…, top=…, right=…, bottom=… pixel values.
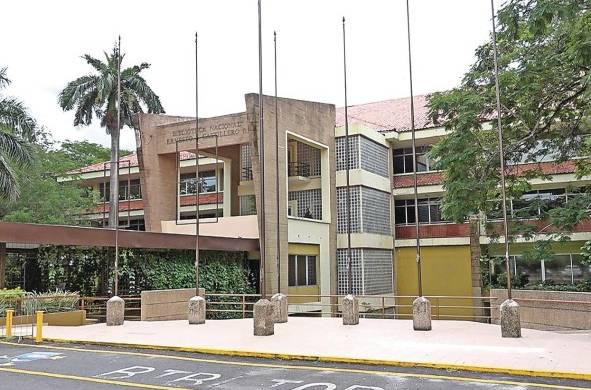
left=0, top=341, right=589, bottom=390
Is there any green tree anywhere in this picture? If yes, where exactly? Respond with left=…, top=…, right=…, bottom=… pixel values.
left=59, top=140, right=131, bottom=167
left=427, top=0, right=591, bottom=262
left=58, top=46, right=164, bottom=227
left=0, top=137, right=96, bottom=225
left=0, top=67, right=35, bottom=200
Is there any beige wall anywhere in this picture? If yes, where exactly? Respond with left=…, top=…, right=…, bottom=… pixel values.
left=246, top=94, right=336, bottom=297
left=491, top=289, right=591, bottom=330
left=141, top=288, right=203, bottom=321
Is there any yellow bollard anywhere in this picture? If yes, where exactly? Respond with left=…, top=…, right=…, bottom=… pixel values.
left=5, top=309, right=13, bottom=337
left=35, top=311, right=43, bottom=343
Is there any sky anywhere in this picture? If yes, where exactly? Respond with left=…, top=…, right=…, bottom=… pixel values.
left=1, top=0, right=503, bottom=151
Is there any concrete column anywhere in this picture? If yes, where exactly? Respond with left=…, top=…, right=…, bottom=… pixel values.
left=253, top=299, right=274, bottom=336
left=106, top=296, right=125, bottom=326
left=500, top=299, right=521, bottom=338
left=271, top=293, right=288, bottom=323
left=412, top=296, right=432, bottom=331
left=342, top=294, right=359, bottom=325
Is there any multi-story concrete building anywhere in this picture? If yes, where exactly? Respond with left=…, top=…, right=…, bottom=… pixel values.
left=65, top=93, right=591, bottom=314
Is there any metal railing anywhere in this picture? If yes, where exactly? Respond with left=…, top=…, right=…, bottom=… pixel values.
left=79, top=296, right=141, bottom=322
left=204, top=293, right=495, bottom=322
left=288, top=161, right=311, bottom=177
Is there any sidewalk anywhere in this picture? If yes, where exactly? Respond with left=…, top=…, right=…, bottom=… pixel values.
left=43, top=317, right=591, bottom=380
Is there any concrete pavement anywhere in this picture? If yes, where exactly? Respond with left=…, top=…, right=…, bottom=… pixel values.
left=39, top=317, right=591, bottom=380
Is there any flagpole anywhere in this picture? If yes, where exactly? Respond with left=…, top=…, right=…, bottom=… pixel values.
left=490, top=0, right=512, bottom=299
left=405, top=0, right=423, bottom=298
left=257, top=0, right=266, bottom=299
left=114, top=35, right=121, bottom=297
left=274, top=30, right=281, bottom=294
left=194, top=32, right=201, bottom=297
left=342, top=17, right=353, bottom=295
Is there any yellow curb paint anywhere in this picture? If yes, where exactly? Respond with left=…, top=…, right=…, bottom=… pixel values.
left=2, top=340, right=591, bottom=389
left=38, top=338, right=591, bottom=382
left=0, top=367, right=188, bottom=390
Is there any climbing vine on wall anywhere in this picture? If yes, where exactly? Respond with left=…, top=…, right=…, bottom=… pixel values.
left=35, top=246, right=254, bottom=297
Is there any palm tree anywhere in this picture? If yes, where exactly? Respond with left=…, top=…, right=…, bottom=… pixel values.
left=0, top=67, right=35, bottom=200
left=59, top=46, right=164, bottom=227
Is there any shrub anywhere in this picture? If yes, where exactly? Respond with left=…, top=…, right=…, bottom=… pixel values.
left=0, top=288, right=25, bottom=316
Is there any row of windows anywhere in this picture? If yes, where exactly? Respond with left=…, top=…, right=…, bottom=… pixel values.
left=394, top=197, right=444, bottom=225
left=393, top=146, right=437, bottom=174
left=179, top=170, right=222, bottom=195
left=487, top=188, right=585, bottom=220
left=288, top=255, right=317, bottom=287
left=99, top=180, right=142, bottom=202
left=494, top=254, right=590, bottom=285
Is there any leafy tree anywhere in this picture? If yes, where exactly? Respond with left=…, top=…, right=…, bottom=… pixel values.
left=59, top=140, right=131, bottom=167
left=0, top=136, right=96, bottom=225
left=428, top=0, right=591, bottom=262
left=0, top=67, right=35, bottom=200
left=58, top=46, right=164, bottom=227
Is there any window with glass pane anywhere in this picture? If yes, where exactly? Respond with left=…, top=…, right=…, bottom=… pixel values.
left=394, top=198, right=443, bottom=225
left=307, top=256, right=317, bottom=285
left=571, top=254, right=590, bottom=282
left=417, top=200, right=430, bottom=223
left=288, top=255, right=297, bottom=286
left=544, top=255, right=573, bottom=284
left=180, top=171, right=217, bottom=195
left=288, top=255, right=317, bottom=286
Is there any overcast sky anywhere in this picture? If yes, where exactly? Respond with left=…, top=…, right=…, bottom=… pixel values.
left=2, top=0, right=502, bottom=151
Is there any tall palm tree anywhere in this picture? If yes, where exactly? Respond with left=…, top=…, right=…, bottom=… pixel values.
left=59, top=46, right=164, bottom=227
left=0, top=67, right=34, bottom=200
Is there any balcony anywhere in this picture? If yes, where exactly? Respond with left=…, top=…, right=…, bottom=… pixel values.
left=288, top=161, right=311, bottom=178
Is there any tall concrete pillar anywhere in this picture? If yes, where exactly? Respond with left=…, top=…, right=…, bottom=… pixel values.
left=500, top=299, right=521, bottom=338
left=106, top=296, right=124, bottom=326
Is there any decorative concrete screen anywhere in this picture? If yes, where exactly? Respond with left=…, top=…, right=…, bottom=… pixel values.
left=336, top=186, right=361, bottom=234
left=335, top=135, right=360, bottom=171
left=288, top=189, right=322, bottom=220
left=337, top=248, right=393, bottom=295
left=361, top=187, right=391, bottom=235
left=359, top=136, right=390, bottom=178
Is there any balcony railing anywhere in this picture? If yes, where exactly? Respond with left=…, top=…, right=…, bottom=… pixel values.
left=288, top=161, right=311, bottom=177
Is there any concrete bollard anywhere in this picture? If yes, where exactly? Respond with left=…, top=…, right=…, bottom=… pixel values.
left=253, top=299, right=274, bottom=336
left=342, top=294, right=359, bottom=325
left=412, top=296, right=432, bottom=331
left=188, top=296, right=206, bottom=325
left=106, top=296, right=125, bottom=326
left=500, top=299, right=521, bottom=338
left=271, top=293, right=288, bottom=324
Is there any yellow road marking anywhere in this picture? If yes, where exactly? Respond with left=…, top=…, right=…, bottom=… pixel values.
left=0, top=367, right=189, bottom=390
left=1, top=341, right=590, bottom=389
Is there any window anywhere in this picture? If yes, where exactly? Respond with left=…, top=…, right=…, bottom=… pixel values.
left=487, top=188, right=567, bottom=221
left=288, top=255, right=317, bottom=286
left=99, top=179, right=142, bottom=201
left=495, top=253, right=589, bottom=285
left=393, top=146, right=435, bottom=174
left=180, top=170, right=218, bottom=195
left=395, top=198, right=443, bottom=225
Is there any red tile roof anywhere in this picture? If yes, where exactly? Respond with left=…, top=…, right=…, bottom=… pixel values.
left=70, top=151, right=197, bottom=174
left=335, top=94, right=434, bottom=133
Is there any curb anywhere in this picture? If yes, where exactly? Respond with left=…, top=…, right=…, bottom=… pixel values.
left=42, top=337, right=591, bottom=382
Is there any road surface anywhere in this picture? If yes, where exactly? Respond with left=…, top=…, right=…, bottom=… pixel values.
left=0, top=341, right=589, bottom=389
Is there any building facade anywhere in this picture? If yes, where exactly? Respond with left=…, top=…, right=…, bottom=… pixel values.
left=66, top=93, right=591, bottom=314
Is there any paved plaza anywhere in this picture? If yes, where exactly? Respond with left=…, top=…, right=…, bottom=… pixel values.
left=41, top=317, right=591, bottom=379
